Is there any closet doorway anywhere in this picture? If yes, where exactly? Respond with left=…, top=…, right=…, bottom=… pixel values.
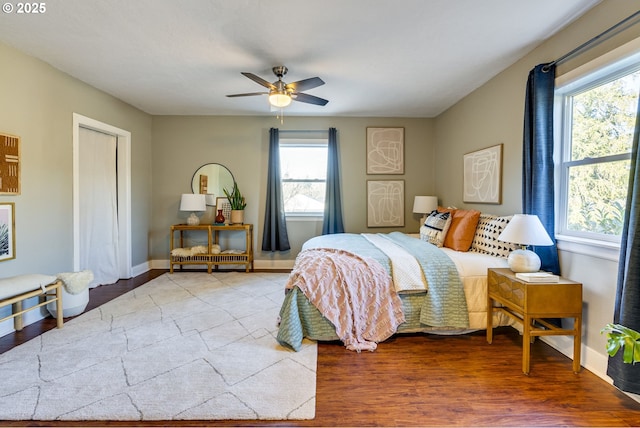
left=72, top=113, right=132, bottom=287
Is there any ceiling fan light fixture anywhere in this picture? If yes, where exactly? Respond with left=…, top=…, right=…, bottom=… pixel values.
left=268, top=91, right=292, bottom=108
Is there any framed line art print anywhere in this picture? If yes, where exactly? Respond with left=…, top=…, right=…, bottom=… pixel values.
left=367, top=180, right=404, bottom=227
left=366, top=127, right=404, bottom=174
left=0, top=202, right=15, bottom=262
left=463, top=144, right=503, bottom=204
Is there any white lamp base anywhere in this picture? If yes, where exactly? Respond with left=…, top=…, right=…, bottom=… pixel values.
left=507, top=249, right=541, bottom=273
left=187, top=212, right=200, bottom=226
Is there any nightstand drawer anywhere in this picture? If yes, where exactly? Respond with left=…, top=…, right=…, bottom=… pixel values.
left=489, top=269, right=525, bottom=307
left=525, top=283, right=582, bottom=315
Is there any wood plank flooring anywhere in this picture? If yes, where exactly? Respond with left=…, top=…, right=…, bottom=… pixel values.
left=2, top=270, right=640, bottom=427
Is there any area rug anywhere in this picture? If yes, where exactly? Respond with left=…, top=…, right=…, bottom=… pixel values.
left=0, top=272, right=317, bottom=421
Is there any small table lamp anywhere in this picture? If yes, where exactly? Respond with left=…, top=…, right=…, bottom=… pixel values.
left=180, top=194, right=206, bottom=225
left=498, top=214, right=554, bottom=273
left=413, top=196, right=438, bottom=225
left=204, top=194, right=216, bottom=206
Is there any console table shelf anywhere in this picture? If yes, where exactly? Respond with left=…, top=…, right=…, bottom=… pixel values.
left=170, top=224, right=253, bottom=273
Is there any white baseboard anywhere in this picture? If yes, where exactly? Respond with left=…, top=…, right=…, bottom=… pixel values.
left=131, top=261, right=151, bottom=277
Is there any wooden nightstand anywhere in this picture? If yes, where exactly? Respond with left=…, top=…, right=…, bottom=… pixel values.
left=486, top=268, right=582, bottom=375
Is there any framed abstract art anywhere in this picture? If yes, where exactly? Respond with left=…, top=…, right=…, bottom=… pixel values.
left=463, top=144, right=503, bottom=204
left=367, top=180, right=404, bottom=227
left=366, top=127, right=404, bottom=174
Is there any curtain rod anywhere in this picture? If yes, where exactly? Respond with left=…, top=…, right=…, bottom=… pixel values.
left=543, top=9, right=640, bottom=72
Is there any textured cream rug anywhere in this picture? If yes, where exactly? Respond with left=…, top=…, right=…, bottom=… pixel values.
left=0, top=272, right=317, bottom=421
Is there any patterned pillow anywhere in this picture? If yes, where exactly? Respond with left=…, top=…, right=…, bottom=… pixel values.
left=420, top=210, right=452, bottom=247
left=470, top=214, right=519, bottom=258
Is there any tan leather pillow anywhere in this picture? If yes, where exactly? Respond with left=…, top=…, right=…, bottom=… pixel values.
left=443, top=209, right=481, bottom=251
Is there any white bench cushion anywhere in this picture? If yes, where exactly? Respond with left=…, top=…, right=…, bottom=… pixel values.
left=0, top=274, right=58, bottom=301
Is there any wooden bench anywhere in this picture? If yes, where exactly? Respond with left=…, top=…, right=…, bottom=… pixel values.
left=0, top=274, right=64, bottom=331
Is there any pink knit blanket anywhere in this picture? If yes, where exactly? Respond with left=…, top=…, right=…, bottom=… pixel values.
left=285, top=248, right=405, bottom=351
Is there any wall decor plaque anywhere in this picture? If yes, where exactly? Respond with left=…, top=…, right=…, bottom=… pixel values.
left=0, top=133, right=20, bottom=195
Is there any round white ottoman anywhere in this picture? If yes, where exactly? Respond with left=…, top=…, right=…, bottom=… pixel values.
left=47, top=286, right=89, bottom=318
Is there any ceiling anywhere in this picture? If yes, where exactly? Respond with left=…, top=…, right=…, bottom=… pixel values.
left=0, top=0, right=602, bottom=117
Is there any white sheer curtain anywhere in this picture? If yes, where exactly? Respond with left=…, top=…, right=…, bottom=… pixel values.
left=79, top=127, right=119, bottom=287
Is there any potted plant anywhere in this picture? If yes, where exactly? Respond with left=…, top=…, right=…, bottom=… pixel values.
left=601, top=323, right=640, bottom=364
left=223, top=183, right=247, bottom=224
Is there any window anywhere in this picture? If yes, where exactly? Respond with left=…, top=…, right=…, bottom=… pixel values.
left=279, top=137, right=328, bottom=215
left=557, top=62, right=639, bottom=242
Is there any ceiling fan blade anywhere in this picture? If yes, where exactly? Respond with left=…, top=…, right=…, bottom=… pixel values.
left=226, top=92, right=268, bottom=97
left=292, top=92, right=329, bottom=106
left=286, top=77, right=325, bottom=92
left=241, top=72, right=276, bottom=90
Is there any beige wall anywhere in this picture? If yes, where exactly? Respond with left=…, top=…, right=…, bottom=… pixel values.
left=434, top=0, right=640, bottom=380
left=150, top=116, right=435, bottom=266
left=0, top=41, right=153, bottom=277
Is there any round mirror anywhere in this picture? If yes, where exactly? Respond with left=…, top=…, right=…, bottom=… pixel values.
left=191, top=163, right=235, bottom=205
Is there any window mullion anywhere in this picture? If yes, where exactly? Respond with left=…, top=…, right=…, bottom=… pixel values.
left=564, top=152, right=631, bottom=168
left=281, top=179, right=326, bottom=183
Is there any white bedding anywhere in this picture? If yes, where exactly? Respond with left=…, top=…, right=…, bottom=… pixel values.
left=362, top=233, right=427, bottom=293
left=439, top=247, right=513, bottom=329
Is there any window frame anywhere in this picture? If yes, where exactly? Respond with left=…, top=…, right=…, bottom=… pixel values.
left=278, top=136, right=328, bottom=218
left=555, top=42, right=640, bottom=250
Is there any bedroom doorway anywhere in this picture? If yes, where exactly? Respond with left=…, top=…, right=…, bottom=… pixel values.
left=72, top=113, right=132, bottom=286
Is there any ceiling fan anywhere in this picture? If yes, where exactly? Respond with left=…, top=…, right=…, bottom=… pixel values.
left=226, top=66, right=328, bottom=108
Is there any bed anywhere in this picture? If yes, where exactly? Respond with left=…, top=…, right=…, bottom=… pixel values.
left=277, top=211, right=519, bottom=351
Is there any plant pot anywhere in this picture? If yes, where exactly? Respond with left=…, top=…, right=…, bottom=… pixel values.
left=230, top=210, right=244, bottom=224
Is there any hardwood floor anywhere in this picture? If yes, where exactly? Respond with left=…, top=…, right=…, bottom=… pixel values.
left=2, top=270, right=640, bottom=427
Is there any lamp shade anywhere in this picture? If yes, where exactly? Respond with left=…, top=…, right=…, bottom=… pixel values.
left=413, top=196, right=438, bottom=214
left=497, top=214, right=553, bottom=246
left=269, top=92, right=292, bottom=108
left=179, top=193, right=206, bottom=212
left=204, top=194, right=216, bottom=206
left=498, top=214, right=553, bottom=273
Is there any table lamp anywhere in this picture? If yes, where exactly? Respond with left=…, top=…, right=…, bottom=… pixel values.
left=180, top=194, right=206, bottom=225
left=413, top=196, right=438, bottom=225
left=497, top=214, right=553, bottom=273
